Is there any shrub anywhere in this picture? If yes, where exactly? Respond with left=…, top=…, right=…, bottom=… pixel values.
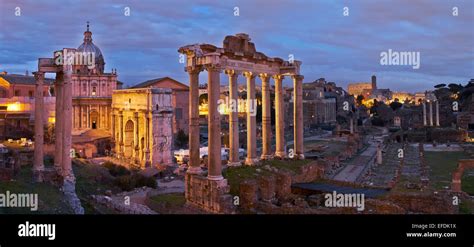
left=103, top=162, right=130, bottom=177
left=114, top=174, right=157, bottom=191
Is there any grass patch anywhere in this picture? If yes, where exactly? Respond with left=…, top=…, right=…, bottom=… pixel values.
left=146, top=193, right=186, bottom=213
left=303, top=140, right=347, bottom=157
left=459, top=199, right=474, bottom=214
left=425, top=151, right=468, bottom=191
left=223, top=159, right=312, bottom=195
left=461, top=172, right=474, bottom=195
left=0, top=166, right=72, bottom=214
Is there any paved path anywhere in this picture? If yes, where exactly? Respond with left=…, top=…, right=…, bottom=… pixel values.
left=331, top=129, right=387, bottom=183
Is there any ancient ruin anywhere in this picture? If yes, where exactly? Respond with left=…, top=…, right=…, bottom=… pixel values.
left=111, top=88, right=174, bottom=168
left=452, top=159, right=474, bottom=193
left=178, top=33, right=304, bottom=212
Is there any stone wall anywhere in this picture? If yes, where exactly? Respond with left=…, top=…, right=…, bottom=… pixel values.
left=185, top=173, right=235, bottom=213
left=237, top=161, right=325, bottom=213
left=386, top=192, right=457, bottom=214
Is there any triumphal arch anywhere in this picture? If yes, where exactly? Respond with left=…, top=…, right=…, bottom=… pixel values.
left=179, top=33, right=304, bottom=212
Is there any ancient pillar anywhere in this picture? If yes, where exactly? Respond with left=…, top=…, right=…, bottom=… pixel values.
left=225, top=69, right=240, bottom=166
left=429, top=101, right=433, bottom=126
left=436, top=100, right=440, bottom=126
left=260, top=73, right=272, bottom=160
left=134, top=112, right=140, bottom=164
left=54, top=72, right=64, bottom=174
left=33, top=72, right=45, bottom=182
left=207, top=65, right=223, bottom=180
left=62, top=64, right=74, bottom=182
left=273, top=75, right=286, bottom=158
left=144, top=111, right=151, bottom=167
left=422, top=101, right=427, bottom=126
left=187, top=66, right=202, bottom=174
left=376, top=143, right=383, bottom=165
left=244, top=71, right=257, bottom=165
left=293, top=75, right=304, bottom=159
left=119, top=111, right=124, bottom=157
left=111, top=111, right=116, bottom=142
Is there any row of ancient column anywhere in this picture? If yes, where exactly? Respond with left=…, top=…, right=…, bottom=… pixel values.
left=186, top=65, right=304, bottom=181
left=33, top=66, right=74, bottom=182
left=422, top=100, right=440, bottom=126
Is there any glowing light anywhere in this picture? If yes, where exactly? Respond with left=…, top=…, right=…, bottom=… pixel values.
left=7, top=102, right=21, bottom=111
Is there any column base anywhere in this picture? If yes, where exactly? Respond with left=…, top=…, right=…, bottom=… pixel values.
left=63, top=173, right=76, bottom=183
left=274, top=151, right=287, bottom=159
left=294, top=153, right=305, bottom=160
left=207, top=174, right=224, bottom=181
left=227, top=161, right=242, bottom=167
left=185, top=173, right=234, bottom=213
left=144, top=161, right=151, bottom=168
left=260, top=154, right=273, bottom=160
left=187, top=166, right=203, bottom=175
left=245, top=157, right=259, bottom=166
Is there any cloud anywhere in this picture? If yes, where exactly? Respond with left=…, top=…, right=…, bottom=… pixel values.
left=0, top=0, right=472, bottom=91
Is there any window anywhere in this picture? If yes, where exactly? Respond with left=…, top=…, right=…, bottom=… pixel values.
left=28, top=91, right=34, bottom=98
left=14, top=90, right=20, bottom=96
left=92, top=86, right=96, bottom=96
left=175, top=108, right=183, bottom=120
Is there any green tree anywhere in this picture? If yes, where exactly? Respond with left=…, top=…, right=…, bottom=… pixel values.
left=174, top=129, right=188, bottom=149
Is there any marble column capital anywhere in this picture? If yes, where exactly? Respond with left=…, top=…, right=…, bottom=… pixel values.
left=259, top=73, right=271, bottom=82
left=292, top=74, right=304, bottom=81
left=272, top=74, right=284, bottom=81
left=204, top=64, right=222, bottom=73
left=186, top=66, right=203, bottom=75
left=243, top=71, right=256, bottom=79
left=33, top=71, right=45, bottom=80
left=224, top=69, right=239, bottom=77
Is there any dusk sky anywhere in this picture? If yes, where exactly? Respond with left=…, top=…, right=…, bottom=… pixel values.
left=0, top=0, right=472, bottom=92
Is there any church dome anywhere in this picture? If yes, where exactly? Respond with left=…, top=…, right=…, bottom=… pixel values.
left=77, top=22, right=105, bottom=72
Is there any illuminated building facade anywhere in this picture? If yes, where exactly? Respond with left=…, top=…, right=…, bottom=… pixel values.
left=0, top=71, right=55, bottom=139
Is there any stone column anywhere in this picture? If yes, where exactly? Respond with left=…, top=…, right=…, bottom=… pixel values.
left=54, top=72, right=64, bottom=174
left=111, top=111, right=116, bottom=142
left=134, top=112, right=140, bottom=164
left=144, top=111, right=151, bottom=167
left=33, top=72, right=45, bottom=182
left=206, top=65, right=223, bottom=180
left=273, top=75, right=286, bottom=158
left=119, top=111, right=124, bottom=157
left=244, top=71, right=257, bottom=165
left=260, top=73, right=272, bottom=160
left=293, top=75, right=304, bottom=159
left=429, top=101, right=433, bottom=126
left=62, top=64, right=74, bottom=182
left=436, top=100, right=440, bottom=126
left=225, top=69, right=240, bottom=166
left=422, top=101, right=427, bottom=126
left=187, top=66, right=202, bottom=174
left=79, top=106, right=82, bottom=129
left=376, top=143, right=383, bottom=165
